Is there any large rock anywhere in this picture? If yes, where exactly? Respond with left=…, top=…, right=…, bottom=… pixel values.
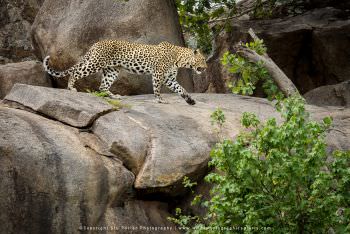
left=0, top=0, right=43, bottom=64
left=114, top=94, right=281, bottom=192
left=307, top=105, right=350, bottom=153
left=0, top=61, right=51, bottom=99
left=0, top=107, right=135, bottom=234
left=92, top=111, right=149, bottom=175
left=3, top=84, right=350, bottom=195
left=1, top=85, right=350, bottom=232
left=203, top=7, right=350, bottom=94
left=304, top=80, right=350, bottom=107
left=31, top=0, right=194, bottom=95
left=4, top=83, right=114, bottom=128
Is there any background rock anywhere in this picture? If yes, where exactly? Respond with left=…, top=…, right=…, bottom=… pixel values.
left=307, top=0, right=350, bottom=9
left=0, top=61, right=51, bottom=99
left=307, top=105, right=350, bottom=153
left=0, top=0, right=44, bottom=64
left=31, top=0, right=194, bottom=95
left=304, top=80, right=350, bottom=107
left=202, top=7, right=350, bottom=94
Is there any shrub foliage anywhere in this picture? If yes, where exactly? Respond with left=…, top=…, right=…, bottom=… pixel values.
left=221, top=39, right=283, bottom=100
left=170, top=96, right=350, bottom=233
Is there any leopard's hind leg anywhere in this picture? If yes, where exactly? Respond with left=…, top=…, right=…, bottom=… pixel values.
left=99, top=67, right=121, bottom=99
left=67, top=61, right=102, bottom=91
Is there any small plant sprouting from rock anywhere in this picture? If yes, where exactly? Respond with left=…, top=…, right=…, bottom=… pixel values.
left=183, top=176, right=204, bottom=207
left=167, top=177, right=201, bottom=231
left=210, top=108, right=225, bottom=127
left=183, top=176, right=198, bottom=193
left=167, top=207, right=200, bottom=232
left=87, top=90, right=110, bottom=98
left=106, top=99, right=125, bottom=110
left=221, top=39, right=283, bottom=100
left=87, top=90, right=126, bottom=110
left=169, top=95, right=350, bottom=233
left=210, top=107, right=226, bottom=139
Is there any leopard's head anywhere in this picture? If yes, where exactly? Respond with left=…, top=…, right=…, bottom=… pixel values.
left=177, top=48, right=207, bottom=74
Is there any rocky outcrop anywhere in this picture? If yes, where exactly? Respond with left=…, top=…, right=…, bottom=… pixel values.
left=31, top=0, right=193, bottom=95
left=5, top=84, right=114, bottom=127
left=203, top=7, right=350, bottom=94
left=304, top=80, right=350, bottom=107
left=0, top=0, right=43, bottom=64
left=1, top=84, right=350, bottom=232
left=0, top=61, right=51, bottom=99
left=0, top=106, right=135, bottom=234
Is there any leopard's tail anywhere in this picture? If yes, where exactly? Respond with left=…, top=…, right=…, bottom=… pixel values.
left=43, top=56, right=73, bottom=78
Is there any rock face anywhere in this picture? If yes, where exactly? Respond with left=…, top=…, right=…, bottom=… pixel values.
left=120, top=94, right=284, bottom=191
left=203, top=7, right=350, bottom=94
left=0, top=61, right=51, bottom=99
left=1, top=84, right=350, bottom=232
left=31, top=0, right=193, bottom=95
left=5, top=84, right=114, bottom=127
left=304, top=80, right=350, bottom=107
left=0, top=0, right=43, bottom=64
left=106, top=200, right=178, bottom=234
left=0, top=107, right=135, bottom=234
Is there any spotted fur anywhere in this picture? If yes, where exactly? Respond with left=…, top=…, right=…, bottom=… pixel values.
left=43, top=40, right=207, bottom=105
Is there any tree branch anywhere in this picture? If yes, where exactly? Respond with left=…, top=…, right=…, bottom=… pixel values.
left=234, top=28, right=300, bottom=97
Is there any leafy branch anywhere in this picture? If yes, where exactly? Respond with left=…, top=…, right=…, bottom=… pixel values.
left=222, top=28, right=298, bottom=99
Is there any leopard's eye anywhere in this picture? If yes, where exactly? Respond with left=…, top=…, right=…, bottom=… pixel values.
left=197, top=67, right=205, bottom=72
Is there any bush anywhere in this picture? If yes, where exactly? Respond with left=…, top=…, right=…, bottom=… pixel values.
left=170, top=96, right=350, bottom=233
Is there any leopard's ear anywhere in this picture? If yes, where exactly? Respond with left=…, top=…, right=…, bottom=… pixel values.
left=194, top=49, right=199, bottom=55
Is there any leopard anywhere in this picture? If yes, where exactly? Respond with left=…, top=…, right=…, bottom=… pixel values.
left=43, top=40, right=207, bottom=105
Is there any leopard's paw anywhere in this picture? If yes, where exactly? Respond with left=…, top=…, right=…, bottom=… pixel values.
left=109, top=93, right=122, bottom=99
left=186, top=98, right=196, bottom=105
left=155, top=98, right=169, bottom=104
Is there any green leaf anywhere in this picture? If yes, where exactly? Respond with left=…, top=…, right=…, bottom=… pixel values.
left=322, top=116, right=332, bottom=126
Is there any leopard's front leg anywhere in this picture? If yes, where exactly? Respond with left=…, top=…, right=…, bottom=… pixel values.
left=164, top=69, right=196, bottom=105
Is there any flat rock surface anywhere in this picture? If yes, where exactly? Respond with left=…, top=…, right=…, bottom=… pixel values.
left=4, top=83, right=114, bottom=127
